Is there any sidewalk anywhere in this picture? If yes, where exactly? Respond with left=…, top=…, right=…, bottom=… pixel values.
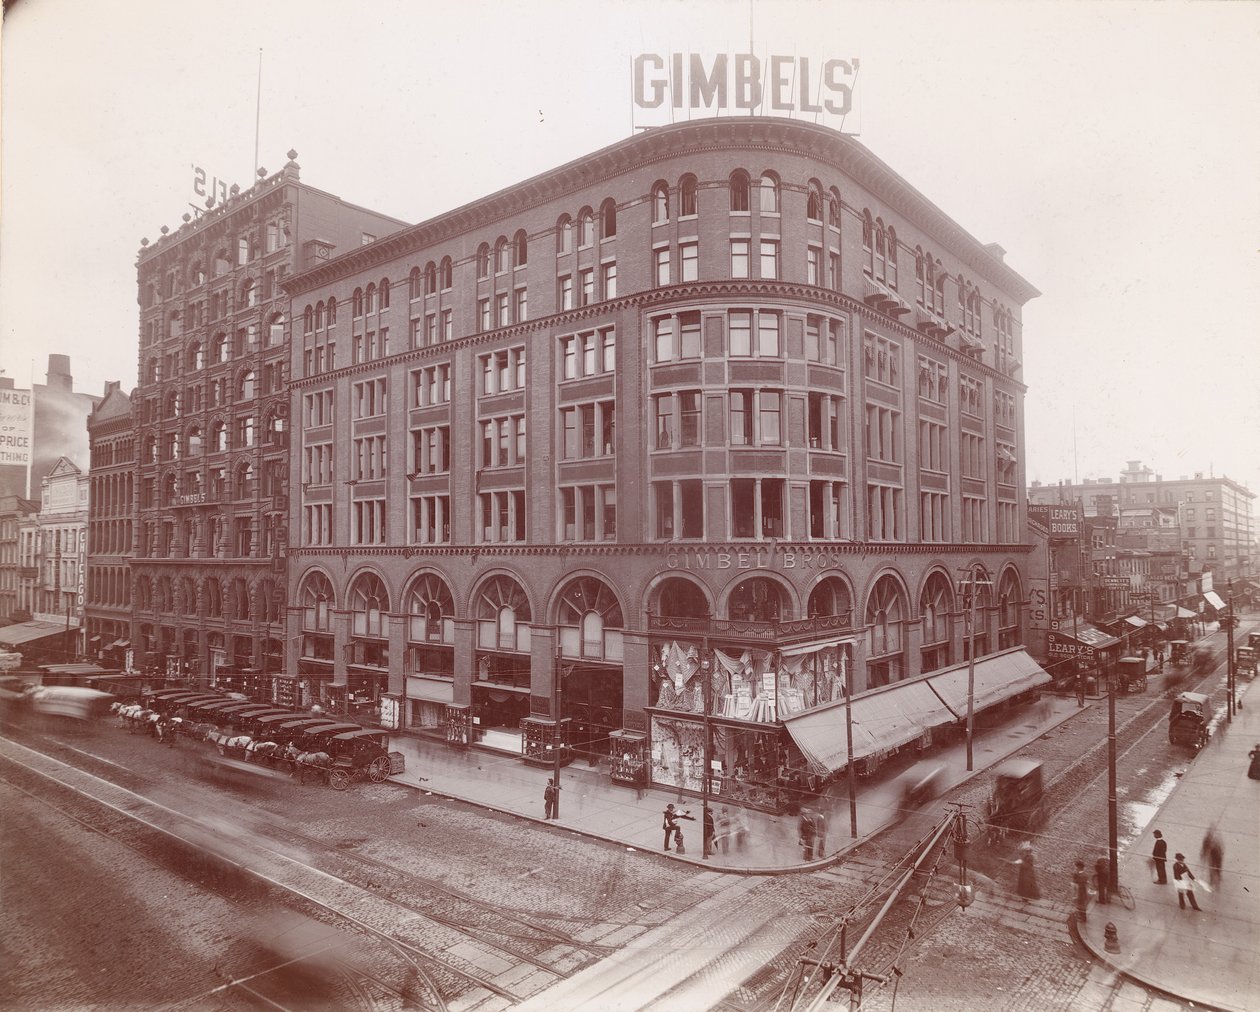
left=384, top=694, right=1084, bottom=873
left=1073, top=647, right=1260, bottom=1012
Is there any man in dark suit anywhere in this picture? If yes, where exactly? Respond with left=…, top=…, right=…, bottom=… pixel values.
left=1152, top=829, right=1168, bottom=884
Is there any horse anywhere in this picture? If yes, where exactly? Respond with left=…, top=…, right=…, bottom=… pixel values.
left=247, top=740, right=280, bottom=764
left=283, top=744, right=332, bottom=783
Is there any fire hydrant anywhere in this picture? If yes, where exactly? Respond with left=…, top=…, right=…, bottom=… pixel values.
left=1104, top=921, right=1120, bottom=953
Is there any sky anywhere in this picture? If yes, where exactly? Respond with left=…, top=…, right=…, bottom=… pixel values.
left=2, top=0, right=1258, bottom=496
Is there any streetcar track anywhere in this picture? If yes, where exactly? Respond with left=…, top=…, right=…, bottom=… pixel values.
left=0, top=737, right=553, bottom=1008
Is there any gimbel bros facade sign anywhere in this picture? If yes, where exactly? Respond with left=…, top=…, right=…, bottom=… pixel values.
left=632, top=53, right=859, bottom=131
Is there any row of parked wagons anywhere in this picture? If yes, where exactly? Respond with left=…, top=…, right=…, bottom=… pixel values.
left=122, top=689, right=405, bottom=790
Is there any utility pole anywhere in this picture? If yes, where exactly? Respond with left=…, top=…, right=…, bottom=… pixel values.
left=1107, top=649, right=1119, bottom=891
left=844, top=642, right=858, bottom=837
left=552, top=636, right=563, bottom=819
left=1226, top=580, right=1235, bottom=722
left=701, top=634, right=712, bottom=858
left=957, top=565, right=991, bottom=772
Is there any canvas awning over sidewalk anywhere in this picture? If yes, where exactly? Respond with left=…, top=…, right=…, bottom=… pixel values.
left=0, top=620, right=65, bottom=648
left=924, top=648, right=1052, bottom=716
left=783, top=678, right=954, bottom=775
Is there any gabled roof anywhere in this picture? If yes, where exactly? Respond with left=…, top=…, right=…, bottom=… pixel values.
left=46, top=457, right=82, bottom=478
left=89, top=385, right=132, bottom=423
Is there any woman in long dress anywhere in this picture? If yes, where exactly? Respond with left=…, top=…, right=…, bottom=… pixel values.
left=1016, top=841, right=1041, bottom=899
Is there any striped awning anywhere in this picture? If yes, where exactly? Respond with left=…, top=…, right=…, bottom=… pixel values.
left=925, top=649, right=1052, bottom=716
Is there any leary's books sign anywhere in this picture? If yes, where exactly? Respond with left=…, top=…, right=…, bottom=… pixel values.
left=0, top=388, right=33, bottom=466
left=1028, top=504, right=1081, bottom=542
left=632, top=53, right=860, bottom=131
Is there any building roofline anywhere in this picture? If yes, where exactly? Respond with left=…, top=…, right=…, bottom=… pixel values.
left=283, top=117, right=1039, bottom=302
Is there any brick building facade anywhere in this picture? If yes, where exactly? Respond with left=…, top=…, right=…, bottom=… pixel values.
left=282, top=118, right=1040, bottom=800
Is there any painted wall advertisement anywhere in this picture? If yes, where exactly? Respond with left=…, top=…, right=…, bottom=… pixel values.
left=0, top=387, right=34, bottom=466
left=1027, top=504, right=1082, bottom=542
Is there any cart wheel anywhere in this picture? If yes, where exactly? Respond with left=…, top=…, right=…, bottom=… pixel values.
left=329, top=768, right=350, bottom=790
left=368, top=756, right=391, bottom=783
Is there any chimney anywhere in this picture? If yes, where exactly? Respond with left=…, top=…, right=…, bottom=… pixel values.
left=46, top=354, right=73, bottom=390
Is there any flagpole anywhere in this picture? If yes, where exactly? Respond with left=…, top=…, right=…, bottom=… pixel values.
left=254, top=49, right=263, bottom=177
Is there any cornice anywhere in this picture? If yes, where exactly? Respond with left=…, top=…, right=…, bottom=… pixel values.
left=284, top=118, right=1038, bottom=303
left=292, top=540, right=1034, bottom=563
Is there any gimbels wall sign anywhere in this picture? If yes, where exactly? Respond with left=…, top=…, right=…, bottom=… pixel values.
left=632, top=53, right=859, bottom=131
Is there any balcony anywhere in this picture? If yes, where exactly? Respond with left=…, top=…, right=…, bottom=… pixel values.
left=915, top=309, right=952, bottom=341
left=862, top=277, right=902, bottom=316
left=647, top=611, right=854, bottom=647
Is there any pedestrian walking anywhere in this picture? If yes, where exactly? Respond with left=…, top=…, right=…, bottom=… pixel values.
left=798, top=808, right=816, bottom=861
left=703, top=807, right=716, bottom=856
left=812, top=810, right=829, bottom=859
left=543, top=780, right=558, bottom=820
left=715, top=807, right=732, bottom=854
left=1094, top=855, right=1110, bottom=904
left=1151, top=829, right=1168, bottom=884
left=1075, top=672, right=1086, bottom=707
left=1172, top=853, right=1202, bottom=910
left=1154, top=643, right=1164, bottom=670
left=1014, top=841, right=1040, bottom=900
left=1200, top=825, right=1224, bottom=890
left=1072, top=860, right=1090, bottom=922
left=1248, top=744, right=1260, bottom=780
left=731, top=807, right=750, bottom=851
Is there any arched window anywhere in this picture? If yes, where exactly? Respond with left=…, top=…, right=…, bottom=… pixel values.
left=365, top=282, right=377, bottom=313
left=238, top=369, right=255, bottom=400
left=493, top=237, right=508, bottom=273
left=556, top=214, right=572, bottom=254
left=865, top=575, right=906, bottom=687
left=168, top=310, right=183, bottom=340
left=213, top=332, right=230, bottom=363
left=235, top=460, right=255, bottom=496
left=327, top=297, right=337, bottom=324
left=214, top=250, right=231, bottom=276
left=267, top=312, right=285, bottom=346
left=758, top=173, right=780, bottom=213
left=862, top=210, right=874, bottom=273
left=654, top=576, right=710, bottom=619
left=806, top=181, right=823, bottom=221
left=379, top=278, right=390, bottom=308
left=651, top=182, right=670, bottom=224
left=303, top=306, right=314, bottom=334
left=807, top=577, right=852, bottom=620
left=476, top=243, right=490, bottom=279
left=237, top=237, right=251, bottom=266
left=886, top=225, right=898, bottom=288
left=135, top=576, right=152, bottom=612
left=300, top=571, right=334, bottom=631
left=350, top=572, right=389, bottom=638
left=187, top=426, right=202, bottom=456
left=728, top=576, right=785, bottom=623
left=679, top=175, right=698, bottom=216
left=828, top=188, right=842, bottom=228
left=729, top=170, right=750, bottom=213
left=600, top=198, right=617, bottom=239
left=998, top=569, right=1022, bottom=650
left=352, top=287, right=364, bottom=317
left=315, top=302, right=325, bottom=329
left=227, top=577, right=251, bottom=622
left=241, top=278, right=257, bottom=307
left=211, top=420, right=228, bottom=452
left=424, top=262, right=437, bottom=295
left=204, top=577, right=223, bottom=618
left=188, top=341, right=205, bottom=371
left=578, top=209, right=595, bottom=247
left=513, top=229, right=528, bottom=267
left=475, top=575, right=531, bottom=652
left=557, top=576, right=624, bottom=661
left=439, top=257, right=452, bottom=290
left=409, top=266, right=422, bottom=300
left=406, top=573, right=454, bottom=644
left=919, top=572, right=954, bottom=673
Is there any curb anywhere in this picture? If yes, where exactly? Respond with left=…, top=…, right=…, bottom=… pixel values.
left=388, top=695, right=1091, bottom=877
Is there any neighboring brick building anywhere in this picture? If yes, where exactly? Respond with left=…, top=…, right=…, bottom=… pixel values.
left=129, top=152, right=406, bottom=683
left=281, top=116, right=1040, bottom=801
left=84, top=382, right=135, bottom=666
left=0, top=494, right=39, bottom=624
left=1029, top=459, right=1255, bottom=594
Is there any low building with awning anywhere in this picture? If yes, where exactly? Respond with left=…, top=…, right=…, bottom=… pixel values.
left=0, top=620, right=67, bottom=650
left=1046, top=622, right=1121, bottom=671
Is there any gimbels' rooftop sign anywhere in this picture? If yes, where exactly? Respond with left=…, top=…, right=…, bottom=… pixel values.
left=632, top=53, right=859, bottom=131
